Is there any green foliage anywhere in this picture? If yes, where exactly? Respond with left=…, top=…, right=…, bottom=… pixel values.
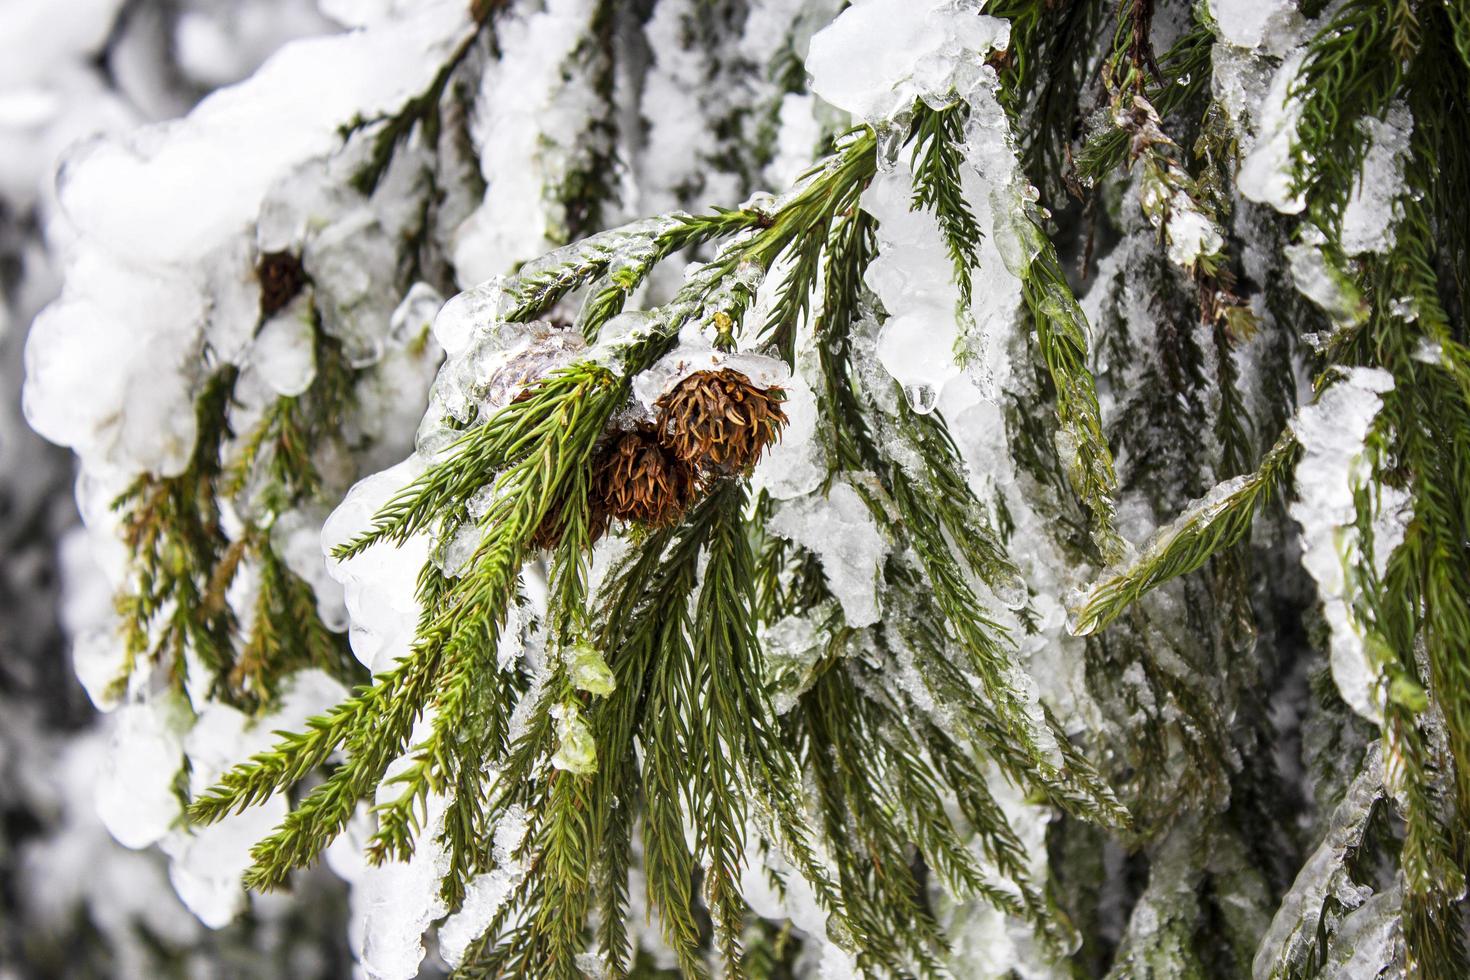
left=143, top=2, right=1470, bottom=974
left=1069, top=429, right=1299, bottom=636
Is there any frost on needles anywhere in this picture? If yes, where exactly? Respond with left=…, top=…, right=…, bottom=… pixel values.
left=24, top=0, right=1470, bottom=977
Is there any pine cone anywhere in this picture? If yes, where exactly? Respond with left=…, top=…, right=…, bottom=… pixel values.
left=257, top=250, right=307, bottom=317
left=530, top=490, right=612, bottom=552
left=654, top=368, right=786, bottom=473
left=592, top=426, right=697, bottom=528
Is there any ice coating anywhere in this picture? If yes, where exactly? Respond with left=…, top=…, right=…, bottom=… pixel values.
left=1238, top=50, right=1307, bottom=214
left=1252, top=746, right=1385, bottom=979
left=750, top=354, right=825, bottom=500
left=161, top=669, right=348, bottom=928
left=1340, top=104, right=1413, bottom=257
left=767, top=480, right=889, bottom=628
left=251, top=298, right=317, bottom=397
left=1286, top=229, right=1368, bottom=329
left=323, top=456, right=433, bottom=674
left=805, top=0, right=1009, bottom=123
left=437, top=804, right=533, bottom=967
left=1068, top=471, right=1256, bottom=636
left=860, top=157, right=964, bottom=411
left=1207, top=0, right=1301, bottom=55
left=96, top=697, right=188, bottom=850
left=631, top=341, right=791, bottom=414
left=1288, top=368, right=1397, bottom=724
left=1161, top=195, right=1224, bottom=271
left=53, top=3, right=467, bottom=266
left=452, top=0, right=609, bottom=284
left=419, top=316, right=586, bottom=453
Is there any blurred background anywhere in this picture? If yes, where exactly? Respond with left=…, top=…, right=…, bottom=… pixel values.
left=0, top=3, right=356, bottom=975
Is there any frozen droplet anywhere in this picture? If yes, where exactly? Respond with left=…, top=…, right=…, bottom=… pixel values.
left=568, top=642, right=616, bottom=698
left=550, top=703, right=596, bottom=774
left=992, top=571, right=1029, bottom=610
left=903, top=383, right=938, bottom=414
left=875, top=120, right=907, bottom=173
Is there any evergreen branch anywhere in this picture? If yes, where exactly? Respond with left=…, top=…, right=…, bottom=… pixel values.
left=1020, top=238, right=1126, bottom=562
left=910, top=101, right=983, bottom=311
left=1069, top=428, right=1300, bottom=636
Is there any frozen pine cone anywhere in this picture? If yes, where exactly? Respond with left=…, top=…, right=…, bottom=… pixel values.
left=592, top=426, right=697, bottom=529
left=654, top=368, right=787, bottom=473
left=256, top=250, right=307, bottom=317
left=529, top=494, right=609, bottom=552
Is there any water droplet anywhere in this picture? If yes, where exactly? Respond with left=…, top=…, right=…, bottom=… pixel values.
left=993, top=572, right=1029, bottom=610
left=1178, top=72, right=1191, bottom=86
left=876, top=121, right=906, bottom=173
left=903, top=383, right=938, bottom=414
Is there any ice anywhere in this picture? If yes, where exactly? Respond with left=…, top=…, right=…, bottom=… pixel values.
left=419, top=318, right=585, bottom=455
left=1070, top=473, right=1254, bottom=635
left=451, top=0, right=608, bottom=284
left=1340, top=105, right=1413, bottom=256
left=23, top=244, right=205, bottom=477
left=550, top=701, right=597, bottom=774
left=357, top=790, right=453, bottom=979
left=767, top=480, right=889, bottom=628
left=271, top=509, right=349, bottom=631
left=1208, top=0, right=1301, bottom=55
left=438, top=804, right=533, bottom=968
left=1322, top=886, right=1400, bottom=980
left=1162, top=196, right=1224, bottom=271
left=631, top=342, right=789, bottom=413
left=173, top=3, right=340, bottom=89
left=1288, top=368, right=1396, bottom=724
left=432, top=519, right=481, bottom=579
left=764, top=93, right=823, bottom=190
left=159, top=669, right=348, bottom=928
left=58, top=526, right=131, bottom=710
left=323, top=456, right=434, bottom=673
left=389, top=282, right=444, bottom=347
left=1238, top=51, right=1307, bottom=214
left=0, top=1, right=124, bottom=91
left=759, top=614, right=827, bottom=715
left=1286, top=226, right=1367, bottom=327
left=251, top=298, right=317, bottom=397
left=750, top=359, right=825, bottom=500
left=53, top=4, right=469, bottom=267
left=568, top=641, right=616, bottom=697
left=805, top=0, right=1009, bottom=124
left=1252, top=746, right=1384, bottom=979
left=17, top=732, right=202, bottom=977
left=859, top=159, right=965, bottom=403
left=96, top=698, right=188, bottom=850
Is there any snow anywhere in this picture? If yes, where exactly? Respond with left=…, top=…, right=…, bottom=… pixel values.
left=1288, top=367, right=1397, bottom=724
left=806, top=0, right=1009, bottom=123
left=1340, top=104, right=1413, bottom=256
left=1208, top=0, right=1301, bottom=55
left=767, top=480, right=889, bottom=628
left=451, top=0, right=608, bottom=285
left=1238, top=50, right=1307, bottom=214
left=252, top=299, right=318, bottom=397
